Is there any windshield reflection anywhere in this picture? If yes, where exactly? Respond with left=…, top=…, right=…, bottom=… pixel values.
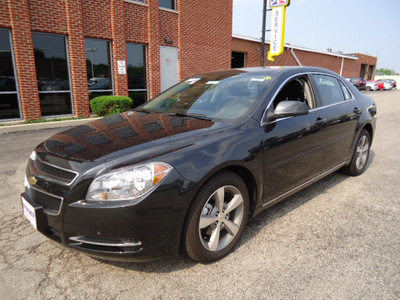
left=142, top=73, right=272, bottom=120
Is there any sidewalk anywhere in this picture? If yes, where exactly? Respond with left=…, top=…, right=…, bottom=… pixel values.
left=0, top=117, right=98, bottom=134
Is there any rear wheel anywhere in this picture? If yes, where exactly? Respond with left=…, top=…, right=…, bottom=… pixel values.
left=342, top=129, right=371, bottom=176
left=183, top=172, right=249, bottom=263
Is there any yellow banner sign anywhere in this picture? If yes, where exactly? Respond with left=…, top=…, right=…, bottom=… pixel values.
left=268, top=5, right=288, bottom=61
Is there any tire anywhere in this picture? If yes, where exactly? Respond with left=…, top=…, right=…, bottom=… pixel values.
left=182, top=171, right=250, bottom=263
left=366, top=86, right=371, bottom=91
left=342, top=129, right=371, bottom=176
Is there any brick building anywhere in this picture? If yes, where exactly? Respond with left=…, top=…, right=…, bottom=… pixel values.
left=232, top=34, right=378, bottom=80
left=0, top=0, right=232, bottom=121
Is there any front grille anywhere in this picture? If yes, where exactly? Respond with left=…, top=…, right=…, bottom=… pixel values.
left=34, top=159, right=78, bottom=185
left=30, top=186, right=63, bottom=215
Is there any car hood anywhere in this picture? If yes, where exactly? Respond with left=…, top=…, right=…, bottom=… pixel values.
left=36, top=111, right=224, bottom=163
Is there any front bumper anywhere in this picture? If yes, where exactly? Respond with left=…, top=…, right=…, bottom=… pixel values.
left=22, top=160, right=194, bottom=262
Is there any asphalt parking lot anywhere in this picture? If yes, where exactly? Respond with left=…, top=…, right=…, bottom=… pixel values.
left=1, top=90, right=399, bottom=299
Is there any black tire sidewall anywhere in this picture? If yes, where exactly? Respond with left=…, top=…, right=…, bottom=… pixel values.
left=183, top=171, right=250, bottom=263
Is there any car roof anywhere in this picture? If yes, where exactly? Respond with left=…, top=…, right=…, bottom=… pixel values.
left=198, top=66, right=340, bottom=78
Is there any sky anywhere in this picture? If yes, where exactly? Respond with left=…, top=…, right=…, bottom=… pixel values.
left=233, top=0, right=400, bottom=72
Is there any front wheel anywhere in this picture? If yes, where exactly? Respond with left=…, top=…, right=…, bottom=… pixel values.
left=182, top=171, right=250, bottom=263
left=342, top=129, right=371, bottom=176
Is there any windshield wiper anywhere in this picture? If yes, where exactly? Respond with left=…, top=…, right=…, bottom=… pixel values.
left=134, top=108, right=155, bottom=114
left=172, top=112, right=213, bottom=121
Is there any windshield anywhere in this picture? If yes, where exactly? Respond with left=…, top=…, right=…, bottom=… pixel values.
left=141, top=73, right=273, bottom=120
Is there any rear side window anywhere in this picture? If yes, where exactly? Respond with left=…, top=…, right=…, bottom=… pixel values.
left=312, top=75, right=345, bottom=107
left=339, top=81, right=352, bottom=100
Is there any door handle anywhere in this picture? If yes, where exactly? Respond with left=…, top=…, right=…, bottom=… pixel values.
left=315, top=117, right=326, bottom=126
left=353, top=107, right=362, bottom=114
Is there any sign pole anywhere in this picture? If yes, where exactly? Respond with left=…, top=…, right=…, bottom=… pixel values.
left=261, top=0, right=267, bottom=67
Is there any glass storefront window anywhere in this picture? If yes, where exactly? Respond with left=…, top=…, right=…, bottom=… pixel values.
left=0, top=29, right=21, bottom=120
left=127, top=43, right=148, bottom=107
left=85, top=38, right=113, bottom=99
left=33, top=32, right=73, bottom=116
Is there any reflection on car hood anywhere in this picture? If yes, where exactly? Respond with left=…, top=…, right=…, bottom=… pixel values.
left=37, top=111, right=219, bottom=162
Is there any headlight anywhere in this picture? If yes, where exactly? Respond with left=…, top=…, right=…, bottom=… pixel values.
left=86, top=162, right=172, bottom=201
left=30, top=151, right=37, bottom=161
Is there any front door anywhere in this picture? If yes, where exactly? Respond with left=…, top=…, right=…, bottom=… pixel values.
left=160, top=46, right=179, bottom=92
left=262, top=76, right=327, bottom=203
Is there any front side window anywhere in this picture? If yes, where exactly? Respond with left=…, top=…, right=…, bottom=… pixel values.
left=0, top=29, right=21, bottom=120
left=159, top=0, right=175, bottom=10
left=273, top=76, right=314, bottom=109
left=312, top=75, right=346, bottom=107
left=127, top=43, right=148, bottom=107
left=33, top=32, right=72, bottom=116
left=142, top=72, right=271, bottom=120
left=85, top=38, right=113, bottom=100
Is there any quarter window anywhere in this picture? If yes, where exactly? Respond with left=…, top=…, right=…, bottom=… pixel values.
left=85, top=38, right=113, bottom=100
left=33, top=32, right=73, bottom=116
left=159, top=0, right=176, bottom=10
left=313, top=75, right=345, bottom=107
left=0, top=29, right=21, bottom=120
left=127, top=43, right=148, bottom=107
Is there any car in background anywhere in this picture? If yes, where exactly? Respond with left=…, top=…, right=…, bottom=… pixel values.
left=345, top=77, right=367, bottom=90
left=366, top=81, right=379, bottom=91
left=21, top=66, right=377, bottom=263
left=385, top=79, right=397, bottom=89
left=377, top=79, right=394, bottom=90
left=374, top=81, right=384, bottom=90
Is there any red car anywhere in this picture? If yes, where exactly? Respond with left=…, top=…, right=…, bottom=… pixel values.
left=374, top=81, right=384, bottom=90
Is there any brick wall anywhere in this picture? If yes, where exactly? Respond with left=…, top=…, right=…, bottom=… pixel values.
left=66, top=0, right=90, bottom=117
left=124, top=2, right=148, bottom=43
left=82, top=0, right=112, bottom=39
left=179, top=0, right=233, bottom=79
left=29, top=0, right=68, bottom=34
left=0, top=0, right=10, bottom=27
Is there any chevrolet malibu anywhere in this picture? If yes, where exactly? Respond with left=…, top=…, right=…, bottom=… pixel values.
left=22, top=67, right=377, bottom=263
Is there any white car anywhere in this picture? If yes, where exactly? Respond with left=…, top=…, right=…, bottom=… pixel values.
left=366, top=81, right=379, bottom=91
left=377, top=79, right=394, bottom=90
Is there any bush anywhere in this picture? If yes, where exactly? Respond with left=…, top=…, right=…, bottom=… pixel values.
left=90, top=96, right=133, bottom=116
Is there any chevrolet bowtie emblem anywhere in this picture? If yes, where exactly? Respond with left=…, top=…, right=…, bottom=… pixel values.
left=28, top=176, right=37, bottom=185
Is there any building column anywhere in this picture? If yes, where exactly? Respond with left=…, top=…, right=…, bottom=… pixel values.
left=147, top=0, right=161, bottom=98
left=8, top=0, right=41, bottom=120
left=65, top=0, right=90, bottom=117
left=111, top=0, right=128, bottom=96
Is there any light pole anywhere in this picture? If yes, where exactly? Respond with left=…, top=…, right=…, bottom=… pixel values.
left=86, top=48, right=97, bottom=78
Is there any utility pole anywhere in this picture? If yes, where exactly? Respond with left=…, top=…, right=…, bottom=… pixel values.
left=261, top=0, right=267, bottom=67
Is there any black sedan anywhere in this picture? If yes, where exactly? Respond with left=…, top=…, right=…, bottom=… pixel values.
left=21, top=67, right=377, bottom=263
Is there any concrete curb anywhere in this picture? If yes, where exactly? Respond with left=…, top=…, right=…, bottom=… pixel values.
left=0, top=118, right=99, bottom=134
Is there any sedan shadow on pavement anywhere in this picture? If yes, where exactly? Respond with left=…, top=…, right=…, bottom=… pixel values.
left=94, top=151, right=375, bottom=273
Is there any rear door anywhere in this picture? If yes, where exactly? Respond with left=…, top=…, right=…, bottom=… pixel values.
left=310, top=74, right=360, bottom=171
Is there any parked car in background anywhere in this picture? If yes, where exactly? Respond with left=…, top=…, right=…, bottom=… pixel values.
left=377, top=79, right=394, bottom=90
left=21, top=66, right=377, bottom=263
left=345, top=77, right=367, bottom=90
left=374, top=81, right=384, bottom=90
left=385, top=79, right=397, bottom=89
left=366, top=80, right=379, bottom=91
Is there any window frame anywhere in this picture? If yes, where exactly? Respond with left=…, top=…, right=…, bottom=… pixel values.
left=0, top=28, right=22, bottom=121
left=33, top=31, right=74, bottom=118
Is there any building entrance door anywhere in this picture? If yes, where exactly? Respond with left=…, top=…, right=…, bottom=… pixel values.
left=160, top=46, right=179, bottom=92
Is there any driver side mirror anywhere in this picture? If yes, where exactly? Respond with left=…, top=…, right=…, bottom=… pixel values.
left=265, top=100, right=309, bottom=123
